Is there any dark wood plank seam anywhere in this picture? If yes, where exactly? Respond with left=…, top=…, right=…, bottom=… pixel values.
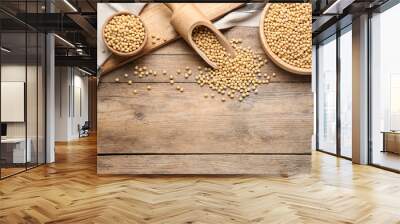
left=97, top=153, right=312, bottom=156
left=100, top=80, right=311, bottom=84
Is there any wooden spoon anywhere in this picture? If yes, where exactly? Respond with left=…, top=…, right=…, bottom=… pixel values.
left=165, top=3, right=235, bottom=69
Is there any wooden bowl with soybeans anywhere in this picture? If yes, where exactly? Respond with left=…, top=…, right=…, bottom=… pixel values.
left=102, top=11, right=147, bottom=57
left=259, top=3, right=312, bottom=75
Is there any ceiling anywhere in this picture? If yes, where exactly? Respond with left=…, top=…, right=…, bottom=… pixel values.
left=312, top=0, right=391, bottom=43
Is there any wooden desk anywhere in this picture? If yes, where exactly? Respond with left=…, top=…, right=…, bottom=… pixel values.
left=382, top=131, right=400, bottom=154
left=1, top=138, right=31, bottom=163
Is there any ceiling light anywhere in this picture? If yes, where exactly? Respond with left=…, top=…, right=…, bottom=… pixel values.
left=78, top=67, right=93, bottom=76
left=54, top=34, right=75, bottom=48
left=63, top=0, right=78, bottom=12
left=1, top=47, right=11, bottom=53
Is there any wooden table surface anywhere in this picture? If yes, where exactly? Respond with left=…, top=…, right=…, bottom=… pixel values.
left=97, top=26, right=313, bottom=175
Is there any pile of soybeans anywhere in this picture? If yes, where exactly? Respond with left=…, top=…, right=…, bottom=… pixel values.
left=263, top=3, right=312, bottom=69
left=192, top=26, right=272, bottom=102
left=115, top=19, right=294, bottom=102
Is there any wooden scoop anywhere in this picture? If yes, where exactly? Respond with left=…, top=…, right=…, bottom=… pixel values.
left=165, top=3, right=235, bottom=69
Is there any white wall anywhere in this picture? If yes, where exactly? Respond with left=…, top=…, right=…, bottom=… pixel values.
left=1, top=65, right=26, bottom=140
left=1, top=64, right=35, bottom=138
left=72, top=73, right=89, bottom=138
left=1, top=63, right=46, bottom=164
left=55, top=66, right=70, bottom=141
left=1, top=64, right=26, bottom=81
left=54, top=67, right=89, bottom=141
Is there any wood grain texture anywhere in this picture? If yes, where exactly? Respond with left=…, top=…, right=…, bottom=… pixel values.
left=97, top=154, right=310, bottom=175
left=385, top=133, right=400, bottom=154
left=97, top=26, right=313, bottom=174
left=98, top=83, right=312, bottom=154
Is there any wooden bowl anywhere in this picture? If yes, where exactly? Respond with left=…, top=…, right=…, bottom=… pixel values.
left=259, top=4, right=311, bottom=75
left=102, top=11, right=147, bottom=57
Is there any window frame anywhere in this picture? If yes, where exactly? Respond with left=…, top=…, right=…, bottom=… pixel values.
left=315, top=24, right=353, bottom=160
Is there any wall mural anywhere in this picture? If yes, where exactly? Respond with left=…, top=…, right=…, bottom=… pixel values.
left=96, top=3, right=313, bottom=175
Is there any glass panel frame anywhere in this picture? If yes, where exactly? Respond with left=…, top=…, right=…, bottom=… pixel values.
left=315, top=24, right=353, bottom=160
left=0, top=30, right=28, bottom=178
left=0, top=0, right=47, bottom=179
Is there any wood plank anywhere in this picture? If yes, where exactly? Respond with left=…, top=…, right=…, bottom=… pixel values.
left=99, top=54, right=311, bottom=83
left=97, top=154, right=310, bottom=175
left=97, top=82, right=313, bottom=154
left=99, top=3, right=244, bottom=76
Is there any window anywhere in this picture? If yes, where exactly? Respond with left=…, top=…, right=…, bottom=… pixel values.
left=317, top=35, right=337, bottom=154
left=339, top=26, right=352, bottom=158
left=316, top=24, right=353, bottom=159
left=390, top=75, right=400, bottom=130
left=370, top=2, right=400, bottom=171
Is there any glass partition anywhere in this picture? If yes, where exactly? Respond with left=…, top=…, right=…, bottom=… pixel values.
left=27, top=31, right=38, bottom=169
left=1, top=31, right=28, bottom=177
left=339, top=26, right=352, bottom=158
left=317, top=35, right=337, bottom=154
left=370, top=3, right=400, bottom=171
left=0, top=1, right=46, bottom=179
left=316, top=25, right=353, bottom=160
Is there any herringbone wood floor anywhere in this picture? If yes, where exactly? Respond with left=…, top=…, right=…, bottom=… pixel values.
left=1, top=135, right=400, bottom=224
